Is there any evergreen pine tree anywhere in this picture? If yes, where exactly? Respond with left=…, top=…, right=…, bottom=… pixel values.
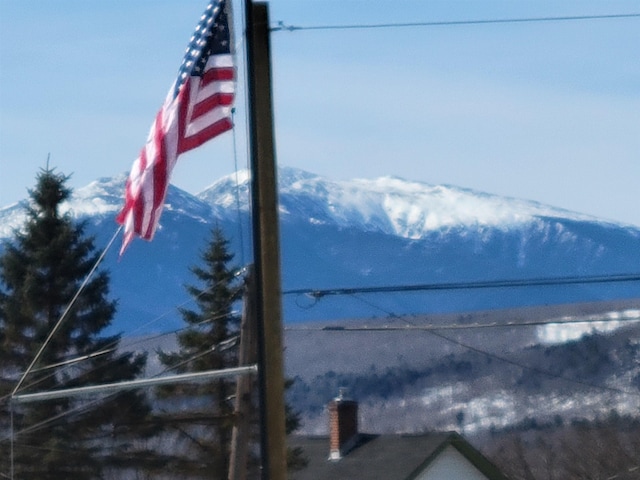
left=157, top=226, right=242, bottom=478
left=0, top=168, right=159, bottom=479
left=156, top=226, right=306, bottom=478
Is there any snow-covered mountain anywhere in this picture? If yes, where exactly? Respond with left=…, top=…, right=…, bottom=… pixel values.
left=201, top=166, right=605, bottom=236
left=1, top=167, right=639, bottom=334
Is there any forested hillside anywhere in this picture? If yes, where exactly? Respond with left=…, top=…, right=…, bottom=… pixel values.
left=281, top=301, right=640, bottom=478
left=283, top=300, right=640, bottom=435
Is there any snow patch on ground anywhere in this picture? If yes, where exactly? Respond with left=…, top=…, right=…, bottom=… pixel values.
left=537, top=309, right=640, bottom=344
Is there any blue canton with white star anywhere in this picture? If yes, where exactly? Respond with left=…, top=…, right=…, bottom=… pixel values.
left=172, top=0, right=231, bottom=99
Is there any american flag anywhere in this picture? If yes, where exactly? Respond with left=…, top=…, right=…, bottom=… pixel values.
left=117, top=0, right=235, bottom=255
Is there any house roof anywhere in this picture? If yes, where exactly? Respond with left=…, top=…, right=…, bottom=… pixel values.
left=288, top=431, right=509, bottom=480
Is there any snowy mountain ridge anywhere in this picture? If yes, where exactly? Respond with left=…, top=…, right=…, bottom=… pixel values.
left=1, top=166, right=639, bottom=332
left=1, top=166, right=626, bottom=241
left=199, top=166, right=612, bottom=238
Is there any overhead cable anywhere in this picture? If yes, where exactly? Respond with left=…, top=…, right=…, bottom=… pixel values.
left=285, top=313, right=640, bottom=332
left=283, top=273, right=640, bottom=298
left=272, top=13, right=640, bottom=32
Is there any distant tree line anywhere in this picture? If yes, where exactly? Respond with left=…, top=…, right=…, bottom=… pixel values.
left=486, top=411, right=640, bottom=480
left=287, top=327, right=639, bottom=418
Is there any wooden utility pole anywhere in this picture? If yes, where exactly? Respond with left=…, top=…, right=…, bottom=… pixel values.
left=228, top=267, right=258, bottom=480
left=244, top=2, right=287, bottom=479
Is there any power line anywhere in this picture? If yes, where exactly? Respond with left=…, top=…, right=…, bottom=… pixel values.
left=1, top=325, right=247, bottom=443
left=12, top=366, right=258, bottom=404
left=285, top=313, right=640, bottom=332
left=283, top=273, right=640, bottom=298
left=272, top=13, right=640, bottom=32
left=1, top=330, right=245, bottom=442
left=4, top=308, right=239, bottom=405
left=11, top=226, right=121, bottom=396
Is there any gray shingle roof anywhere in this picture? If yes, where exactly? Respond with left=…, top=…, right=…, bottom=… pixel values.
left=288, top=431, right=509, bottom=480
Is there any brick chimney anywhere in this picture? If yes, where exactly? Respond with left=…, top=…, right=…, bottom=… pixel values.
left=328, top=389, right=358, bottom=460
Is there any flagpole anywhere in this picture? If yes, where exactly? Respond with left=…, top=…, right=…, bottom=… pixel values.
left=244, top=2, right=288, bottom=479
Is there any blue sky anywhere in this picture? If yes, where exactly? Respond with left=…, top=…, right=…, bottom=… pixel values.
left=1, top=1, right=639, bottom=226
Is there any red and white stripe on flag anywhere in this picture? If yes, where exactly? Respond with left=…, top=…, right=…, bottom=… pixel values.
left=116, top=1, right=234, bottom=256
